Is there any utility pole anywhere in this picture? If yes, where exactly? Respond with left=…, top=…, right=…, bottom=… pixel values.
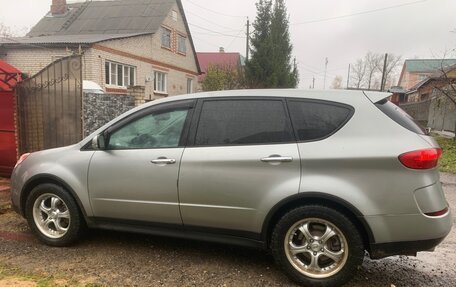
left=312, top=76, right=315, bottom=89
left=246, top=17, right=250, bottom=62
left=346, top=64, right=351, bottom=89
left=380, top=53, right=388, bottom=91
left=323, top=57, right=328, bottom=89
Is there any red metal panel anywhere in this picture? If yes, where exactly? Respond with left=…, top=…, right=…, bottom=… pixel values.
left=0, top=91, right=17, bottom=177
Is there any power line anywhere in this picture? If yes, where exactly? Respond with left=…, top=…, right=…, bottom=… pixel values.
left=191, top=31, right=242, bottom=37
left=226, top=28, right=245, bottom=49
left=186, top=10, right=242, bottom=32
left=189, top=23, right=246, bottom=38
left=192, top=35, right=221, bottom=49
left=292, top=0, right=429, bottom=26
left=185, top=0, right=246, bottom=18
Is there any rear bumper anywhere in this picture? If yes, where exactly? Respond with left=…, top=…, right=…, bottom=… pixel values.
left=369, top=236, right=446, bottom=259
left=365, top=208, right=452, bottom=259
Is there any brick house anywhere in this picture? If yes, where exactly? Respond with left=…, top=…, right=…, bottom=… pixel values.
left=397, top=59, right=456, bottom=91
left=405, top=64, right=456, bottom=103
left=0, top=0, right=200, bottom=101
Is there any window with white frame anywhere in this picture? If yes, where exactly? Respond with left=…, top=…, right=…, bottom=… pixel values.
left=154, top=71, right=167, bottom=93
left=105, top=61, right=136, bottom=87
left=187, top=78, right=193, bottom=94
left=177, top=34, right=186, bottom=54
left=161, top=27, right=171, bottom=49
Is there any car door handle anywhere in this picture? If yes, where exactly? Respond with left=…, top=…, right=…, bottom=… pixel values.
left=260, top=156, right=293, bottom=163
left=151, top=158, right=176, bottom=164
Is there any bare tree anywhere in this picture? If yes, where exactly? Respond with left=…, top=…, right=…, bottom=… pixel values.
left=330, top=75, right=343, bottom=89
left=365, top=52, right=382, bottom=89
left=0, top=22, right=13, bottom=37
left=0, top=22, right=29, bottom=37
left=350, top=59, right=367, bottom=89
left=349, top=52, right=402, bottom=90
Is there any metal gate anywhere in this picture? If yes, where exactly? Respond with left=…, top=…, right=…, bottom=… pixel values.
left=16, top=55, right=82, bottom=154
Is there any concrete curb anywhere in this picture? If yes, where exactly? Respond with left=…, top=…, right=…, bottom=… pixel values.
left=441, top=172, right=456, bottom=185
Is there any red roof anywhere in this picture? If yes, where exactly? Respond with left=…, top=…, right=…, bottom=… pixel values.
left=0, top=60, right=22, bottom=91
left=197, top=52, right=241, bottom=82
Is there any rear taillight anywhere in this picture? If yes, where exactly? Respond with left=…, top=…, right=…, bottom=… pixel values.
left=398, top=148, right=442, bottom=170
left=14, top=153, right=31, bottom=168
left=425, top=207, right=449, bottom=217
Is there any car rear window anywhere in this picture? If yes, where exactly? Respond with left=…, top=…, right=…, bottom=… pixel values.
left=287, top=100, right=354, bottom=141
left=375, top=99, right=426, bottom=135
left=195, top=99, right=294, bottom=146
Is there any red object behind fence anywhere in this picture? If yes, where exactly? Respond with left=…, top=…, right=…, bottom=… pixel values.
left=0, top=60, right=22, bottom=177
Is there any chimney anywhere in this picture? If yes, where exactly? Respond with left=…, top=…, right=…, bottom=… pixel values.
left=219, top=47, right=225, bottom=53
left=51, top=0, right=68, bottom=16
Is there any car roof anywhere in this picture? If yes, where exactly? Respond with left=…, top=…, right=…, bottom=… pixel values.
left=144, top=89, right=390, bottom=107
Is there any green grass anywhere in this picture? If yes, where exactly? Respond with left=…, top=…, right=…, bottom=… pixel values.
left=435, top=136, right=456, bottom=173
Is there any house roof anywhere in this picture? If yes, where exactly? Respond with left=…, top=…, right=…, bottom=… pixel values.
left=0, top=33, right=151, bottom=46
left=0, top=60, right=22, bottom=91
left=196, top=52, right=242, bottom=81
left=1, top=0, right=201, bottom=74
left=1, top=0, right=173, bottom=46
left=406, top=63, right=456, bottom=94
left=388, top=86, right=406, bottom=94
left=403, top=59, right=456, bottom=73
left=28, top=0, right=176, bottom=36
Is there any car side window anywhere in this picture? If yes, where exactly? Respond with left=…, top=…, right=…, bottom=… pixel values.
left=108, top=109, right=189, bottom=149
left=195, top=99, right=293, bottom=146
left=287, top=100, right=353, bottom=141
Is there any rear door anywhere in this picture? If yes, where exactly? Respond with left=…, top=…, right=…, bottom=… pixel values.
left=178, top=97, right=301, bottom=234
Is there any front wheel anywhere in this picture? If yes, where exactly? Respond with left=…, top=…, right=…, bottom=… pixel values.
left=271, top=205, right=364, bottom=287
left=25, top=183, right=85, bottom=246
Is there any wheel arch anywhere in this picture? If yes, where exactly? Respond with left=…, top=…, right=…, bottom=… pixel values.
left=261, top=192, right=375, bottom=250
left=20, top=174, right=88, bottom=220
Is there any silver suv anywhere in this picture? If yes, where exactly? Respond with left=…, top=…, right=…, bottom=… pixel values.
left=11, top=90, right=452, bottom=287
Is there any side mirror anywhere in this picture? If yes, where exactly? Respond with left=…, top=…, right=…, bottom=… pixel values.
left=92, top=134, right=106, bottom=150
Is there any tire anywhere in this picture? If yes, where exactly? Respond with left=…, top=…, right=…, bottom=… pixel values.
left=25, top=183, right=85, bottom=246
left=271, top=205, right=364, bottom=287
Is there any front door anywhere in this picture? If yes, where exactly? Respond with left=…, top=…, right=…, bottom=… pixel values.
left=88, top=100, right=194, bottom=224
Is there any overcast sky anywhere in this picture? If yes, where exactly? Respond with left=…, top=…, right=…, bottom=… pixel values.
left=1, top=0, right=456, bottom=88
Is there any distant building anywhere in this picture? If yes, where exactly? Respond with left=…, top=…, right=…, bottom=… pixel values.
left=388, top=86, right=407, bottom=105
left=196, top=47, right=244, bottom=91
left=397, top=59, right=456, bottom=90
left=0, top=0, right=201, bottom=100
left=405, top=64, right=456, bottom=103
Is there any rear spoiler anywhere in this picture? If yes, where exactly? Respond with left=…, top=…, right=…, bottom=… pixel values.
left=362, top=91, right=392, bottom=104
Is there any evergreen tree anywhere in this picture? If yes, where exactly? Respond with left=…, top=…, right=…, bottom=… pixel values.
left=245, top=0, right=273, bottom=88
left=246, top=0, right=299, bottom=88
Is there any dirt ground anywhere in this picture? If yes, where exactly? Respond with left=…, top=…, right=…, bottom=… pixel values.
left=0, top=175, right=455, bottom=287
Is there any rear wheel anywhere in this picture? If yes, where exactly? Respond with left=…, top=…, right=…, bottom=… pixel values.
left=271, top=205, right=364, bottom=287
left=25, top=183, right=84, bottom=246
